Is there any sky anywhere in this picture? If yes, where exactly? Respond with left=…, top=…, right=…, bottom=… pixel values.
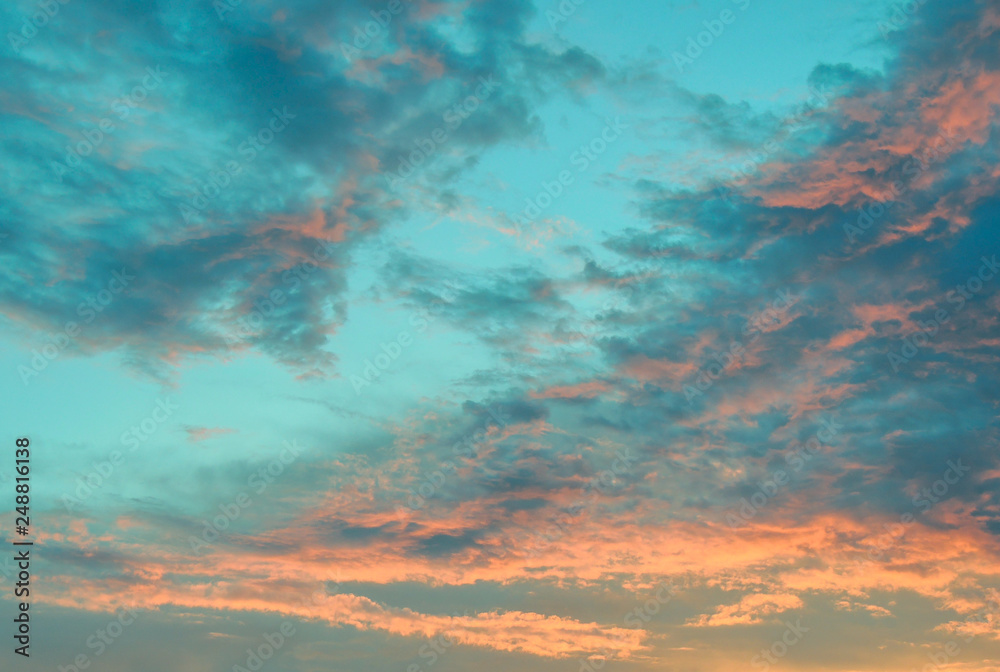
left=0, top=0, right=999, bottom=670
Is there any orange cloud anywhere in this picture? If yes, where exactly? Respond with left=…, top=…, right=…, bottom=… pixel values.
left=530, top=380, right=610, bottom=399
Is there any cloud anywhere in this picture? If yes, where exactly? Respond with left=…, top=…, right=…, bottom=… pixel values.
left=183, top=426, right=239, bottom=443
left=688, top=593, right=805, bottom=627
